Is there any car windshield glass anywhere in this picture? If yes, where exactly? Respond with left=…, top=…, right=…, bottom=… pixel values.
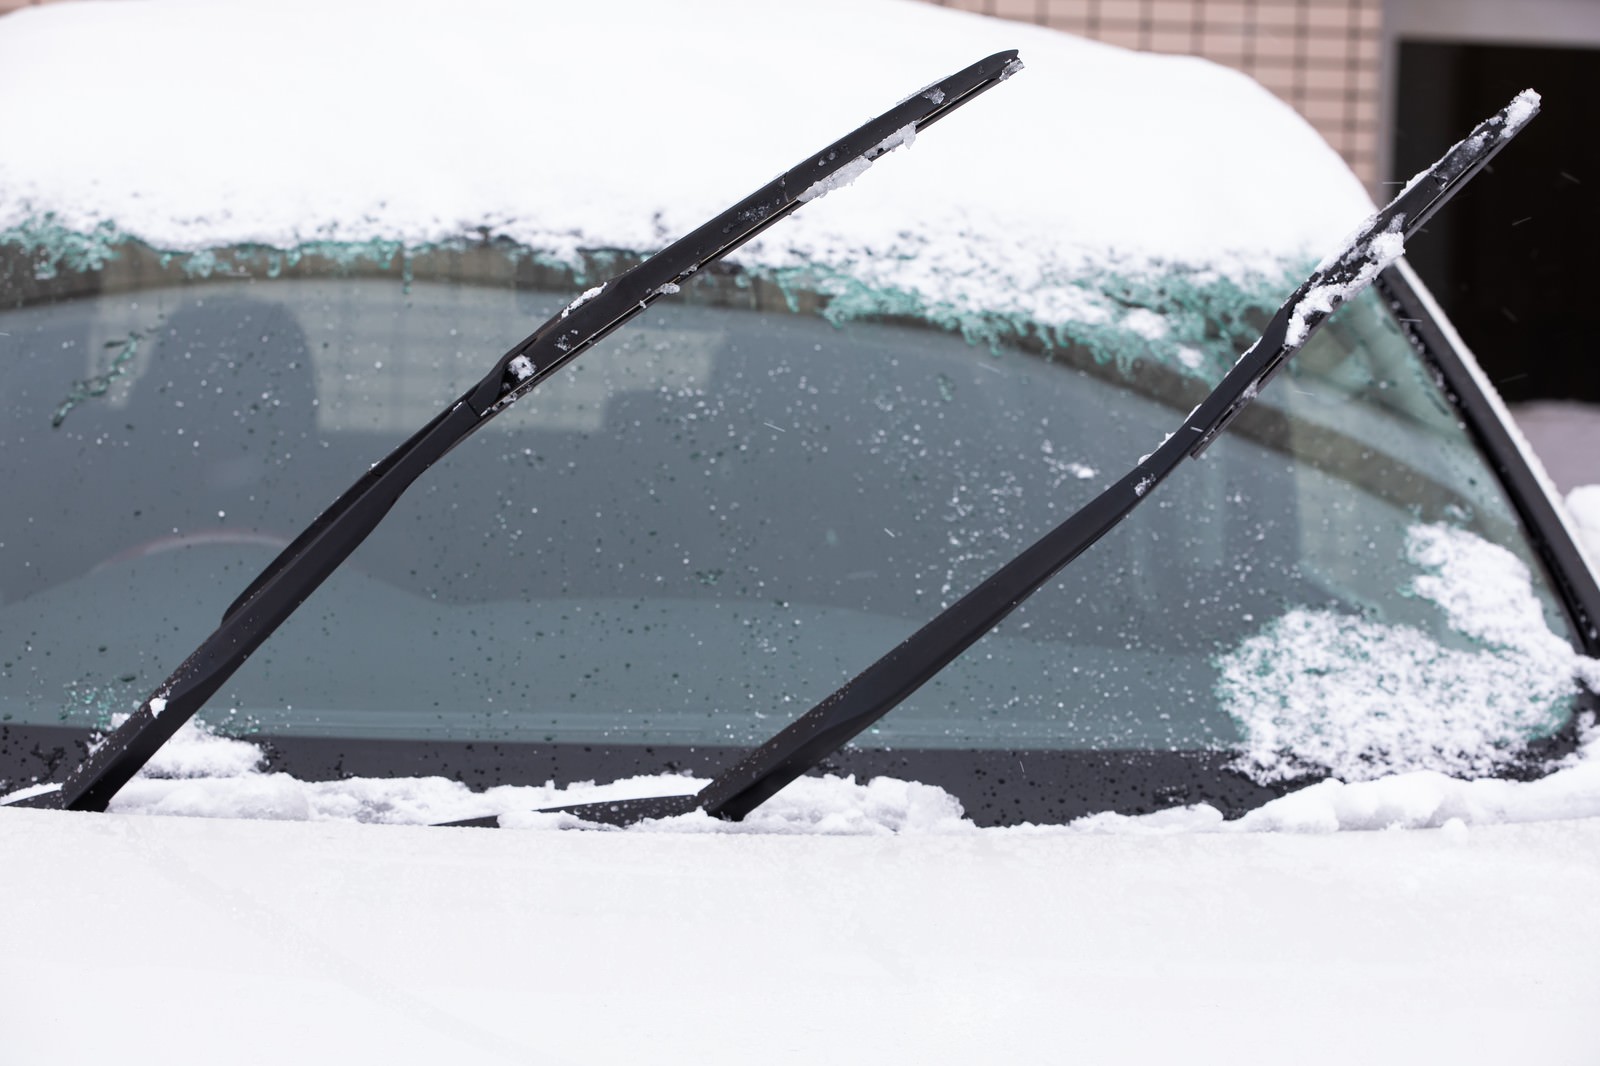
left=0, top=235, right=1587, bottom=799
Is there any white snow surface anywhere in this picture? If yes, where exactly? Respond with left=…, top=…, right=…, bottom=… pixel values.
left=4, top=803, right=1598, bottom=1064
left=0, top=0, right=1373, bottom=332
left=1568, top=484, right=1600, bottom=565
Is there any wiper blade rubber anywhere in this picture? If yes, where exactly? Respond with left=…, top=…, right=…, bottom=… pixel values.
left=526, top=90, right=1541, bottom=830
left=4, top=50, right=1023, bottom=814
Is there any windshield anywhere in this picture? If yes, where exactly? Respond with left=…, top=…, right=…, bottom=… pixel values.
left=1, top=235, right=1587, bottom=811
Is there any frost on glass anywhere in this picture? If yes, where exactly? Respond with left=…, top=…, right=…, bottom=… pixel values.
left=767, top=254, right=1287, bottom=385
left=0, top=216, right=1290, bottom=385
left=0, top=213, right=126, bottom=280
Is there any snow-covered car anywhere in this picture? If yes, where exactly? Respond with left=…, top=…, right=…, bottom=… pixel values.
left=2, top=1, right=1598, bottom=1061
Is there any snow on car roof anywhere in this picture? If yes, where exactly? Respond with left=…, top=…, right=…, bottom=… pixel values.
left=0, top=0, right=1372, bottom=331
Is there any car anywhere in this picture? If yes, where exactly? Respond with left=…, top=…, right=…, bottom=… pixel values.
left=2, top=1, right=1598, bottom=1061
left=1, top=2, right=1594, bottom=828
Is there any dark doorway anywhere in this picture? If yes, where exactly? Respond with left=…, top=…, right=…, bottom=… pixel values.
left=1394, top=40, right=1599, bottom=404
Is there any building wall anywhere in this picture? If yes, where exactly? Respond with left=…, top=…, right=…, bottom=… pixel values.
left=924, top=0, right=1382, bottom=188
left=1378, top=0, right=1600, bottom=188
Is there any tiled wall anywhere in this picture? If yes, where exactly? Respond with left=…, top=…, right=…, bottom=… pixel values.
left=925, top=0, right=1381, bottom=185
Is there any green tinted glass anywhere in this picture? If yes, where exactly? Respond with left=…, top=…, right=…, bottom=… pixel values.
left=0, top=243, right=1584, bottom=783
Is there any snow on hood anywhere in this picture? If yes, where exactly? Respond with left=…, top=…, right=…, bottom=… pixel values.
left=85, top=707, right=1600, bottom=834
left=0, top=0, right=1372, bottom=332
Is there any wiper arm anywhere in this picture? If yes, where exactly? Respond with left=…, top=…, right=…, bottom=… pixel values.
left=504, top=90, right=1540, bottom=830
left=3, top=49, right=1023, bottom=814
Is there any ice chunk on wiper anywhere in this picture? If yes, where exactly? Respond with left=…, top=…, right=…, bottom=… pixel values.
left=797, top=123, right=918, bottom=203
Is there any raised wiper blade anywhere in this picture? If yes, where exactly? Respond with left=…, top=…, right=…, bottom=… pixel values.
left=3, top=50, right=1022, bottom=814
left=493, top=90, right=1540, bottom=831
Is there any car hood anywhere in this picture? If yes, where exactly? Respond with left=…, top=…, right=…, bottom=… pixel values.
left=6, top=803, right=1600, bottom=1064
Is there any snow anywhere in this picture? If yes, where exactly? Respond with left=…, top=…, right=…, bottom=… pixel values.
left=19, top=713, right=1594, bottom=1062
left=1285, top=223, right=1406, bottom=347
left=0, top=0, right=1373, bottom=338
left=64, top=701, right=1599, bottom=838
left=1288, top=75, right=1522, bottom=349
left=559, top=283, right=606, bottom=319
left=12, top=712, right=1600, bottom=1063
left=132, top=717, right=264, bottom=780
left=1503, top=87, right=1542, bottom=135
left=1, top=4, right=1597, bottom=1053
left=1221, top=524, right=1600, bottom=783
left=1119, top=307, right=1169, bottom=340
left=1511, top=400, right=1600, bottom=494
left=797, top=154, right=875, bottom=204
left=3, top=804, right=1598, bottom=1064
left=796, top=124, right=919, bottom=204
left=1232, top=756, right=1600, bottom=832
left=1567, top=484, right=1600, bottom=564
left=505, top=354, right=534, bottom=382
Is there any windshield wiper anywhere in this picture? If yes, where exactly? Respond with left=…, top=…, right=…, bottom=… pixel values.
left=2, top=49, right=1023, bottom=814
left=471, top=90, right=1541, bottom=830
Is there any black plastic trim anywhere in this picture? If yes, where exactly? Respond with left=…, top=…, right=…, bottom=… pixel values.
left=0, top=723, right=1292, bottom=828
